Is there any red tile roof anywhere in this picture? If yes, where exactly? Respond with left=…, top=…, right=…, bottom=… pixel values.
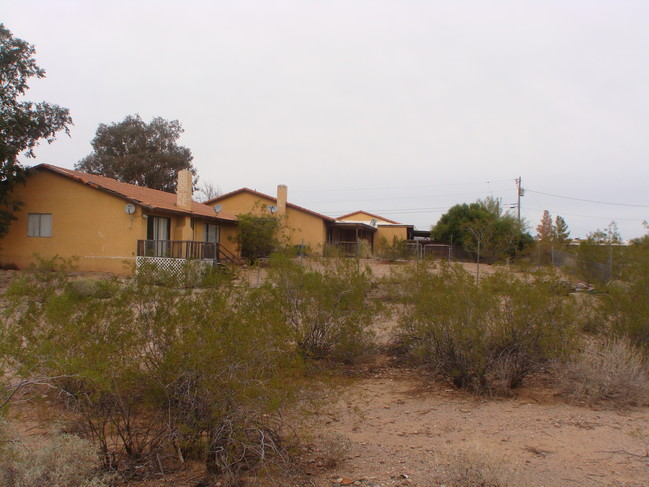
left=36, top=164, right=236, bottom=222
left=208, top=187, right=336, bottom=222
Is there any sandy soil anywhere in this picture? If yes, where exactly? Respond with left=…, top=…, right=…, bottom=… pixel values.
left=301, top=357, right=649, bottom=487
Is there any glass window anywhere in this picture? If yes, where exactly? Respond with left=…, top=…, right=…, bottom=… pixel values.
left=146, top=216, right=171, bottom=240
left=27, top=213, right=52, bottom=237
left=205, top=224, right=220, bottom=243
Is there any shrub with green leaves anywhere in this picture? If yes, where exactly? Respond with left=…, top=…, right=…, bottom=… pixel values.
left=601, top=245, right=649, bottom=349
left=267, top=255, right=381, bottom=363
left=395, top=262, right=575, bottom=394
left=235, top=211, right=281, bottom=264
left=3, top=258, right=301, bottom=479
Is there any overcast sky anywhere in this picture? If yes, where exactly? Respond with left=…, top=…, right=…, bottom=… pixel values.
left=5, top=0, right=649, bottom=238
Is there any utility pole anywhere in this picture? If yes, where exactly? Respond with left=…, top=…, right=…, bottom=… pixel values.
left=515, top=177, right=524, bottom=224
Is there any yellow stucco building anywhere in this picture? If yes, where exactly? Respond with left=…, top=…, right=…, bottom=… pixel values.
left=0, top=164, right=238, bottom=274
left=207, top=186, right=335, bottom=254
left=336, top=210, right=413, bottom=254
left=207, top=187, right=413, bottom=256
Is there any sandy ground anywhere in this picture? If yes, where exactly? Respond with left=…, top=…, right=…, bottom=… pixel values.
left=300, top=357, right=649, bottom=487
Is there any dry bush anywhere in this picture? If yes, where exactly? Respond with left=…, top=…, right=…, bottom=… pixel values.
left=435, top=446, right=525, bottom=487
left=0, top=425, right=109, bottom=487
left=312, top=431, right=351, bottom=469
left=557, top=338, right=649, bottom=406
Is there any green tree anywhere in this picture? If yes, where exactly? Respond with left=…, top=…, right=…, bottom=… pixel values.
left=75, top=114, right=195, bottom=192
left=432, top=197, right=531, bottom=262
left=235, top=210, right=281, bottom=264
left=0, top=24, right=72, bottom=239
left=554, top=215, right=571, bottom=245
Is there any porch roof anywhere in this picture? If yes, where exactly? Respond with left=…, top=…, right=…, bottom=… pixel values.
left=36, top=164, right=237, bottom=223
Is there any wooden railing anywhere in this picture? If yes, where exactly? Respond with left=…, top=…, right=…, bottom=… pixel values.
left=136, top=240, right=244, bottom=266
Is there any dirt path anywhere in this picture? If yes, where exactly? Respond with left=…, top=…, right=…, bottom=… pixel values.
left=303, top=359, right=649, bottom=487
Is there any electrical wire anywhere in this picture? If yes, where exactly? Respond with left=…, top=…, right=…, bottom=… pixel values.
left=524, top=206, right=645, bottom=222
left=526, top=189, right=649, bottom=208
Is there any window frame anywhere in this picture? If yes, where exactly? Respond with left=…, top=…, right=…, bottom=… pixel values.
left=27, top=213, right=53, bottom=238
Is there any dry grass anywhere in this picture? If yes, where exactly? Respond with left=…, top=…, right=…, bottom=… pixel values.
left=0, top=422, right=109, bottom=487
left=435, top=445, right=526, bottom=487
left=557, top=338, right=649, bottom=406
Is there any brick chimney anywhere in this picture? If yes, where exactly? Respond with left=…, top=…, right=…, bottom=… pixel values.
left=176, top=170, right=193, bottom=210
left=276, top=184, right=287, bottom=217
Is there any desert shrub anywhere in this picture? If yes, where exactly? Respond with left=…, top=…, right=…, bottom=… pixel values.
left=601, top=247, right=649, bottom=349
left=3, top=259, right=302, bottom=480
left=267, top=255, right=381, bottom=363
left=436, top=446, right=520, bottom=487
left=395, top=262, right=574, bottom=394
left=357, top=239, right=372, bottom=259
left=378, top=236, right=410, bottom=261
left=557, top=338, right=649, bottom=406
left=0, top=424, right=108, bottom=487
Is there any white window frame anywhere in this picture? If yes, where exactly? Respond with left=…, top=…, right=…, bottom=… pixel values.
left=27, top=213, right=52, bottom=237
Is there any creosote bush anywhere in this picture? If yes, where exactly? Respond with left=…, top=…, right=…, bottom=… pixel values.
left=603, top=248, right=649, bottom=349
left=267, top=255, right=381, bottom=363
left=557, top=338, right=649, bottom=406
left=2, top=254, right=386, bottom=481
left=393, top=262, right=575, bottom=394
left=3, top=257, right=301, bottom=481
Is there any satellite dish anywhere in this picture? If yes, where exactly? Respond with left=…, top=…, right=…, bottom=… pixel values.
left=125, top=204, right=136, bottom=215
left=370, top=218, right=378, bottom=227
left=213, top=204, right=223, bottom=214
left=268, top=205, right=278, bottom=214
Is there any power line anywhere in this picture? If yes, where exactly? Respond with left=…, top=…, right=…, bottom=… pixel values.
left=292, top=178, right=513, bottom=194
left=526, top=189, right=649, bottom=208
left=524, top=206, right=645, bottom=222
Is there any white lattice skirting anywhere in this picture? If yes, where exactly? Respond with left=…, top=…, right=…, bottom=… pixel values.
left=136, top=256, right=215, bottom=279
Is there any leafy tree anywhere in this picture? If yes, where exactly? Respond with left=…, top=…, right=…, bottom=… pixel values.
left=554, top=215, right=571, bottom=245
left=0, top=24, right=72, bottom=239
left=75, top=114, right=195, bottom=192
left=235, top=210, right=281, bottom=264
left=432, top=197, right=531, bottom=262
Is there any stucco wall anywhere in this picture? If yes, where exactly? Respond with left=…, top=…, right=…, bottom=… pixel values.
left=1, top=170, right=147, bottom=273
left=375, top=226, right=410, bottom=253
left=339, top=212, right=393, bottom=224
left=212, top=192, right=328, bottom=253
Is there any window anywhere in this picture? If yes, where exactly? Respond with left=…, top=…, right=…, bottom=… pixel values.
left=146, top=216, right=170, bottom=241
left=205, top=224, right=220, bottom=243
left=27, top=213, right=52, bottom=237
